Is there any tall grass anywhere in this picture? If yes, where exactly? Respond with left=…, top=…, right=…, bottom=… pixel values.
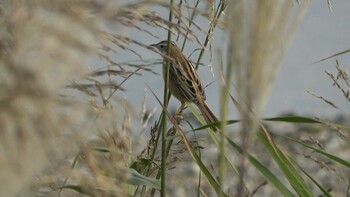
left=228, top=1, right=309, bottom=195
left=0, top=1, right=163, bottom=196
left=1, top=0, right=350, bottom=196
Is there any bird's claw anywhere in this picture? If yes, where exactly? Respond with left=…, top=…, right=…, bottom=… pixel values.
left=175, top=115, right=183, bottom=124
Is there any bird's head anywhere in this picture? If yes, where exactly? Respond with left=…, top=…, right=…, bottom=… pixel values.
left=150, top=40, right=177, bottom=54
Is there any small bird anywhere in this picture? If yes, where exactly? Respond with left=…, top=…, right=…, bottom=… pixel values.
left=150, top=40, right=219, bottom=131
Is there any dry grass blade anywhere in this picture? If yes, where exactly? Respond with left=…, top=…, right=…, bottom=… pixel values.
left=312, top=49, right=350, bottom=64
left=67, top=82, right=126, bottom=90
left=307, top=90, right=339, bottom=109
left=91, top=69, right=142, bottom=77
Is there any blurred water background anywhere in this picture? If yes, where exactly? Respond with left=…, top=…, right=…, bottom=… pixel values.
left=102, top=0, right=350, bottom=120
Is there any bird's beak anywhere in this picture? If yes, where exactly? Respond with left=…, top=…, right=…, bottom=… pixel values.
left=149, top=44, right=159, bottom=52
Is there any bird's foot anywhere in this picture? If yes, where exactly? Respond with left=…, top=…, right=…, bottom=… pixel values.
left=175, top=114, right=183, bottom=124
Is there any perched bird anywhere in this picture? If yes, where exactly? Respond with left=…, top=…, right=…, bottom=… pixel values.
left=150, top=40, right=219, bottom=131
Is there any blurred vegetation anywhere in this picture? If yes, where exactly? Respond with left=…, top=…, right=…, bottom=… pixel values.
left=0, top=0, right=349, bottom=197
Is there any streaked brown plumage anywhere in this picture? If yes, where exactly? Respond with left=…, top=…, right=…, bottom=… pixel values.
left=150, top=40, right=219, bottom=131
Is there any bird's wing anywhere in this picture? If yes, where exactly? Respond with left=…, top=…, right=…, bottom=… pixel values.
left=169, top=60, right=206, bottom=103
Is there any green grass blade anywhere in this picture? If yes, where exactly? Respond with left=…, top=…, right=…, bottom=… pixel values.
left=283, top=136, right=350, bottom=168
left=191, top=119, right=240, bottom=132
left=258, top=132, right=314, bottom=196
left=226, top=136, right=294, bottom=197
left=128, top=169, right=161, bottom=190
left=264, top=116, right=350, bottom=132
left=179, top=133, right=226, bottom=196
left=294, top=162, right=333, bottom=197
left=263, top=116, right=321, bottom=123
left=188, top=104, right=239, bottom=175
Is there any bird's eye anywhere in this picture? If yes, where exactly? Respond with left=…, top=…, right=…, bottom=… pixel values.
left=160, top=44, right=165, bottom=49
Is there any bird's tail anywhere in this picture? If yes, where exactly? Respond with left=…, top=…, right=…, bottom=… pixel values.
left=197, top=101, right=219, bottom=132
